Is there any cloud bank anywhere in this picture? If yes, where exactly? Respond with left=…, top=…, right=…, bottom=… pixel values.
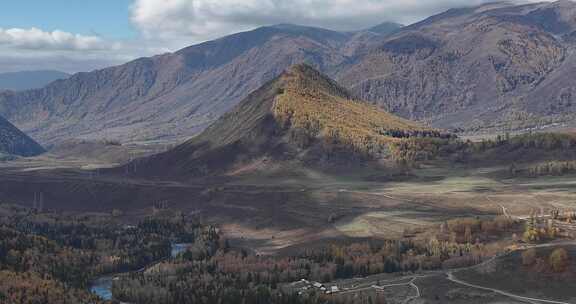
left=0, top=27, right=140, bottom=73
left=0, top=27, right=111, bottom=51
left=129, top=0, right=545, bottom=47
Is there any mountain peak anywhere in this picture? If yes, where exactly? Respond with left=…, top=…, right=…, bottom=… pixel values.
left=279, top=63, right=352, bottom=99
left=285, top=63, right=316, bottom=73
left=283, top=63, right=317, bottom=76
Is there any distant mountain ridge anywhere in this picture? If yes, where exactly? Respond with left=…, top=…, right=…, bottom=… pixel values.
left=0, top=70, right=69, bottom=91
left=2, top=1, right=576, bottom=144
left=0, top=115, right=45, bottom=157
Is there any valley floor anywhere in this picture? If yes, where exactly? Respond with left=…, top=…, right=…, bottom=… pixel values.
left=1, top=152, right=576, bottom=253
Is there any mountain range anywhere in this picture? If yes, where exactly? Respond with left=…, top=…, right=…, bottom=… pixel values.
left=0, top=24, right=388, bottom=144
left=1, top=1, right=576, bottom=145
left=0, top=70, right=69, bottom=91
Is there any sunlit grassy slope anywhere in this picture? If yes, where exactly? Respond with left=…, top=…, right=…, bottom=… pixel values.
left=273, top=65, right=430, bottom=155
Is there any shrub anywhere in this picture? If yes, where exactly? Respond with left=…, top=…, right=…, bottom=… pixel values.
left=549, top=248, right=570, bottom=273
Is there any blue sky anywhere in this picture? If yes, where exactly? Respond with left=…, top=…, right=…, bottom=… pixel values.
left=0, top=1, right=136, bottom=39
left=0, top=0, right=544, bottom=73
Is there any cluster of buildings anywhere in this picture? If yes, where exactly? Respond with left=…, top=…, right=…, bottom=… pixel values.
left=290, top=279, right=340, bottom=295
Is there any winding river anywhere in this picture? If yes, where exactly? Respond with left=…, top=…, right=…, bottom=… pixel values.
left=90, top=243, right=190, bottom=301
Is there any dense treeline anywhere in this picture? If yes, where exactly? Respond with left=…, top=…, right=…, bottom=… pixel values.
left=0, top=226, right=97, bottom=288
left=112, top=216, right=519, bottom=304
left=0, top=204, right=203, bottom=304
left=401, top=132, right=576, bottom=168
left=523, top=161, right=576, bottom=177
left=0, top=208, right=197, bottom=282
left=388, top=137, right=460, bottom=165
left=378, top=128, right=454, bottom=140
left=0, top=270, right=103, bottom=304
left=473, top=133, right=576, bottom=177
left=0, top=226, right=104, bottom=304
left=475, top=132, right=576, bottom=152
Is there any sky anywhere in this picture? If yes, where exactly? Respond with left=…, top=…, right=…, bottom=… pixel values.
left=0, top=0, right=550, bottom=73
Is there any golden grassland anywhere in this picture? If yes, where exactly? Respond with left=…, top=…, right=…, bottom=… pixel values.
left=272, top=69, right=434, bottom=157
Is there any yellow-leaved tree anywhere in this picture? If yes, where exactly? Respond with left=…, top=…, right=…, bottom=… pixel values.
left=549, top=248, right=570, bottom=273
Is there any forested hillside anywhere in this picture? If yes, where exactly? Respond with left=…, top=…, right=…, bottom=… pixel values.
left=0, top=204, right=206, bottom=303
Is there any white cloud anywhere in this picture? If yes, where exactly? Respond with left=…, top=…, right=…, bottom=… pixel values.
left=129, top=0, right=549, bottom=48
left=0, top=27, right=163, bottom=73
left=0, top=27, right=114, bottom=51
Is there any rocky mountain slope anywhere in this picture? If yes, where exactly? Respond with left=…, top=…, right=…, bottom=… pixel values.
left=0, top=115, right=45, bottom=157
left=338, top=0, right=576, bottom=132
left=0, top=70, right=69, bottom=91
left=2, top=1, right=576, bottom=144
left=125, top=64, right=431, bottom=178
